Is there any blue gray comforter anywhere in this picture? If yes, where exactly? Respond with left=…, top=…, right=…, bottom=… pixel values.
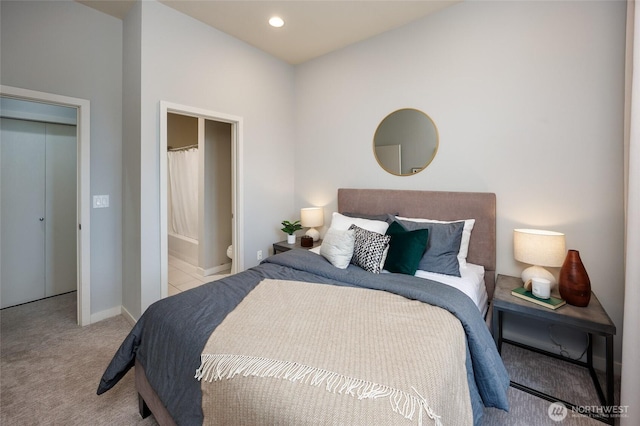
left=97, top=250, right=509, bottom=425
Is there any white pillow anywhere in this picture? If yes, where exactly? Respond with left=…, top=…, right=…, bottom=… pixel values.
left=395, top=216, right=475, bottom=268
left=329, top=212, right=389, bottom=234
left=319, top=228, right=355, bottom=269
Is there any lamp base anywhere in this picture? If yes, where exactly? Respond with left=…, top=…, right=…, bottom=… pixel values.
left=521, top=265, right=557, bottom=286
left=305, top=228, right=320, bottom=242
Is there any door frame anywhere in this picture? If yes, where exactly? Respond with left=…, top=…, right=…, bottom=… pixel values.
left=159, top=101, right=244, bottom=298
left=1, top=85, right=91, bottom=326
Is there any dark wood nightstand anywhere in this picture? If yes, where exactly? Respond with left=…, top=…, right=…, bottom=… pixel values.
left=492, top=274, right=616, bottom=423
left=273, top=238, right=322, bottom=255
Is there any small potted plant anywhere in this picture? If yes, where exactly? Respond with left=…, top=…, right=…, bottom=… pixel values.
left=281, top=220, right=302, bottom=244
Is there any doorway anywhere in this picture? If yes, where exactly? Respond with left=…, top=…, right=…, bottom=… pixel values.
left=0, top=85, right=90, bottom=326
left=166, top=113, right=233, bottom=274
left=1, top=115, right=76, bottom=308
left=159, top=101, right=243, bottom=299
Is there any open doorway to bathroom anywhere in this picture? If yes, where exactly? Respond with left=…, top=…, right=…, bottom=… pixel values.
left=159, top=101, right=244, bottom=299
left=166, top=114, right=231, bottom=293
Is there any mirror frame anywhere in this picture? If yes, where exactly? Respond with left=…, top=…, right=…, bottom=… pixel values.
left=373, top=108, right=439, bottom=176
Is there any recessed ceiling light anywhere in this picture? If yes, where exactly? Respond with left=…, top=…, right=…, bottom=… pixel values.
left=269, top=16, right=284, bottom=28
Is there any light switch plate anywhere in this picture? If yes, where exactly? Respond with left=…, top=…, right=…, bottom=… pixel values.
left=93, top=195, right=109, bottom=208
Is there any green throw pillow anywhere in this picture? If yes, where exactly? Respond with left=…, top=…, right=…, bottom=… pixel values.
left=384, top=221, right=429, bottom=275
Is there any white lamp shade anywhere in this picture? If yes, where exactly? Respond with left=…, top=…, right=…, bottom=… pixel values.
left=514, top=229, right=566, bottom=267
left=514, top=229, right=566, bottom=285
left=300, top=207, right=323, bottom=228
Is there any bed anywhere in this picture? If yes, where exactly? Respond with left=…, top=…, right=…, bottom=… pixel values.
left=98, top=188, right=509, bottom=425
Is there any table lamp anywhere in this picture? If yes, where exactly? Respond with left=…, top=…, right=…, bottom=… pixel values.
left=513, top=228, right=566, bottom=284
left=301, top=207, right=323, bottom=241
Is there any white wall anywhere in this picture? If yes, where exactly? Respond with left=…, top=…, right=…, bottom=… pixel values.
left=121, top=0, right=296, bottom=316
left=2, top=1, right=627, bottom=370
left=0, top=1, right=123, bottom=318
left=122, top=0, right=143, bottom=319
left=202, top=120, right=233, bottom=271
left=0, top=97, right=77, bottom=125
left=294, top=0, right=626, bottom=364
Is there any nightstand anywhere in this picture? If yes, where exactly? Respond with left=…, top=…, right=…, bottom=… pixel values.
left=492, top=274, right=616, bottom=423
left=273, top=238, right=322, bottom=255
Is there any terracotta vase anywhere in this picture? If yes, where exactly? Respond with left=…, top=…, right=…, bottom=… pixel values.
left=558, top=250, right=591, bottom=307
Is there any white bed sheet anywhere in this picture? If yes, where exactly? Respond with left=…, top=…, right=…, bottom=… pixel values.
left=413, top=263, right=488, bottom=317
left=311, top=244, right=488, bottom=316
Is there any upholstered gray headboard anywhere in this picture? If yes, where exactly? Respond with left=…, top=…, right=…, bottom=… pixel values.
left=337, top=188, right=497, bottom=299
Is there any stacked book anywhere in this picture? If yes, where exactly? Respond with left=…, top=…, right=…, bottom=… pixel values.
left=511, top=286, right=566, bottom=310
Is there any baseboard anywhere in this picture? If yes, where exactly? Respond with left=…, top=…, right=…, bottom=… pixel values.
left=90, top=306, right=122, bottom=324
left=199, top=262, right=231, bottom=277
left=120, top=305, right=137, bottom=326
left=90, top=304, right=137, bottom=327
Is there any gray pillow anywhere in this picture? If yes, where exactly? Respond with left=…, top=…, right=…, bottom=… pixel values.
left=395, top=219, right=464, bottom=277
left=342, top=212, right=396, bottom=223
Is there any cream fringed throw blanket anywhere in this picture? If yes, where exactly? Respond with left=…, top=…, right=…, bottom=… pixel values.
left=195, top=279, right=472, bottom=425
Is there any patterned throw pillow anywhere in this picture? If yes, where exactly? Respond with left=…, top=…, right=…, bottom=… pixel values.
left=349, top=224, right=391, bottom=274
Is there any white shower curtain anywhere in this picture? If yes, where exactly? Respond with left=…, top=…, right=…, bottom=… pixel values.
left=168, top=147, right=199, bottom=240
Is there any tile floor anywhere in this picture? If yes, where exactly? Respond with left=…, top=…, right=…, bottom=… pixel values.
left=168, top=255, right=231, bottom=296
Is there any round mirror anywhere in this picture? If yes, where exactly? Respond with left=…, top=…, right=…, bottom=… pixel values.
left=373, top=108, right=438, bottom=176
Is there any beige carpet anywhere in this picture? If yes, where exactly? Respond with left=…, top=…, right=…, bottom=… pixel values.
left=1, top=292, right=157, bottom=426
left=1, top=292, right=620, bottom=425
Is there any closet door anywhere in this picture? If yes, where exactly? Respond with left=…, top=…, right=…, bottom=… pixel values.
left=1, top=118, right=47, bottom=308
left=45, top=123, right=77, bottom=297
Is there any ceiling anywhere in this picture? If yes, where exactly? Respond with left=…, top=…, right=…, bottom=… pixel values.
left=76, top=1, right=460, bottom=64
